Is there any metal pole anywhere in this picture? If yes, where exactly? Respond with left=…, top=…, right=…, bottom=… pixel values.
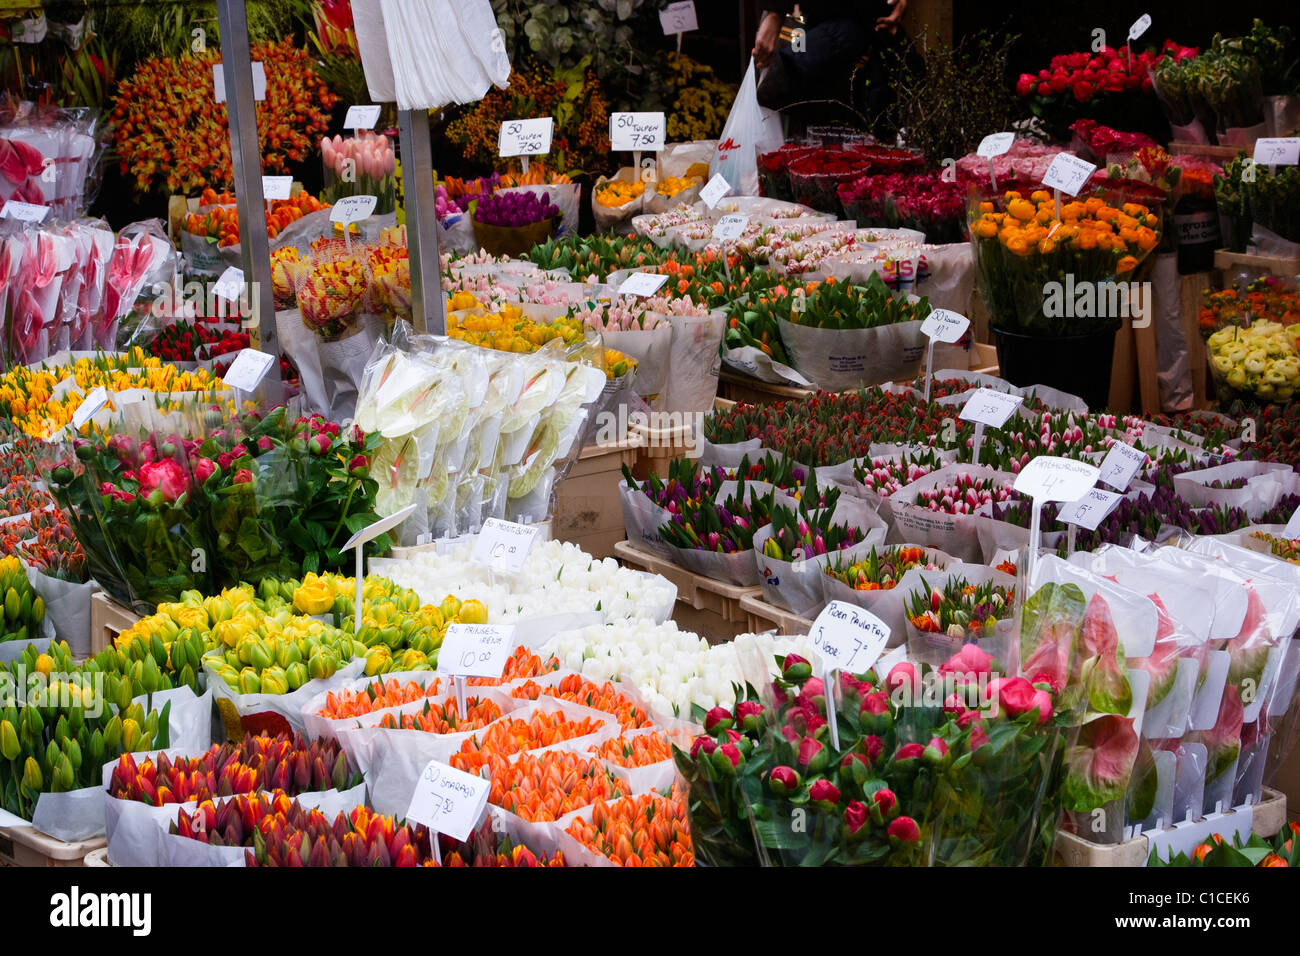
left=397, top=109, right=445, bottom=335
left=216, top=0, right=281, bottom=375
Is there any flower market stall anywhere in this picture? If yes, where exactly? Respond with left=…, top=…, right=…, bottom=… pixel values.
left=0, top=0, right=1298, bottom=890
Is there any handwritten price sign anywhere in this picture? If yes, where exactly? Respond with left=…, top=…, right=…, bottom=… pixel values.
left=406, top=760, right=490, bottom=842
left=470, top=518, right=539, bottom=573
left=1253, top=138, right=1300, bottom=166
left=498, top=118, right=554, bottom=157
left=1014, top=456, right=1101, bottom=504
left=809, top=601, right=890, bottom=676
left=1041, top=153, right=1098, bottom=197
left=610, top=112, right=666, bottom=152
left=437, top=623, right=516, bottom=680
left=958, top=388, right=1023, bottom=428
left=1057, top=488, right=1123, bottom=531
left=1097, top=441, right=1147, bottom=491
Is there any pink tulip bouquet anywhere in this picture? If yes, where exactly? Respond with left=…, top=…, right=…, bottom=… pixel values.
left=321, top=132, right=396, bottom=215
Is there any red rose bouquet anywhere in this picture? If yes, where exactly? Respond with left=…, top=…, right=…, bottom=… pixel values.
left=1016, top=40, right=1197, bottom=141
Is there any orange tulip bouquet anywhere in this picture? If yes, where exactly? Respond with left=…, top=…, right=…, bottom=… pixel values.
left=969, top=187, right=1162, bottom=338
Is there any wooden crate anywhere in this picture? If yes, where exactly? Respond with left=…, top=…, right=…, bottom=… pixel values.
left=553, top=441, right=640, bottom=560
left=1169, top=142, right=1245, bottom=162
left=1052, top=787, right=1287, bottom=867
left=89, top=592, right=140, bottom=656
left=739, top=593, right=813, bottom=636
left=83, top=847, right=111, bottom=867
left=0, top=825, right=105, bottom=867
left=1214, top=248, right=1300, bottom=278
left=613, top=540, right=757, bottom=642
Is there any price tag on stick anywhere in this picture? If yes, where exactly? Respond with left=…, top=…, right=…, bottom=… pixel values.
left=919, top=309, right=970, bottom=403
left=437, top=624, right=516, bottom=680
left=1097, top=441, right=1147, bottom=491
left=617, top=271, right=669, bottom=298
left=1057, top=487, right=1123, bottom=553
left=712, top=214, right=748, bottom=241
left=1254, top=138, right=1300, bottom=167
left=609, top=112, right=666, bottom=152
left=72, top=387, right=108, bottom=430
left=659, top=0, right=697, bottom=52
left=808, top=601, right=890, bottom=751
left=212, top=266, right=244, bottom=303
left=330, top=195, right=377, bottom=251
left=699, top=173, right=732, bottom=209
left=261, top=176, right=292, bottom=201
left=498, top=118, right=554, bottom=158
left=470, top=517, right=539, bottom=574
left=340, top=502, right=419, bottom=634
left=1013, top=457, right=1101, bottom=576
left=977, top=132, right=1015, bottom=190
left=958, top=388, right=1023, bottom=463
left=344, top=105, right=382, bottom=130
left=222, top=348, right=274, bottom=392
left=0, top=200, right=49, bottom=223
left=1128, top=13, right=1151, bottom=42
left=1041, top=152, right=1097, bottom=218
left=406, top=759, right=491, bottom=853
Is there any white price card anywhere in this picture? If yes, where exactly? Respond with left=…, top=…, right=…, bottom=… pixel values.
left=437, top=623, right=517, bottom=680
left=212, top=266, right=244, bottom=302
left=1, top=200, right=49, bottom=223
left=1097, top=441, right=1147, bottom=491
left=261, top=176, right=292, bottom=201
left=659, top=0, right=698, bottom=34
left=330, top=194, right=377, bottom=225
left=406, top=760, right=490, bottom=842
left=1041, top=153, right=1098, bottom=197
left=222, top=349, right=275, bottom=392
left=1253, top=138, right=1300, bottom=166
left=610, top=112, right=666, bottom=152
left=617, top=271, right=669, bottom=297
left=977, top=132, right=1015, bottom=158
left=212, top=62, right=266, bottom=102
left=809, top=601, right=890, bottom=676
left=1058, top=487, right=1123, bottom=531
left=712, top=214, right=749, bottom=241
left=72, top=387, right=108, bottom=430
left=471, top=517, right=539, bottom=573
left=498, top=118, right=554, bottom=158
left=699, top=173, right=732, bottom=209
left=958, top=387, right=1023, bottom=428
left=920, top=308, right=970, bottom=343
left=1128, top=13, right=1152, bottom=41
left=344, top=105, right=382, bottom=130
left=1013, top=456, right=1100, bottom=503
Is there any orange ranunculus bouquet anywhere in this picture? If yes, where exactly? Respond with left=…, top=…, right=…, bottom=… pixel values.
left=968, top=187, right=1162, bottom=337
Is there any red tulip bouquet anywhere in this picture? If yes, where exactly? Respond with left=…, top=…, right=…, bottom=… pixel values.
left=675, top=647, right=1068, bottom=866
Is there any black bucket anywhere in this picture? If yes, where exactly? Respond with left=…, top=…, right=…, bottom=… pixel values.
left=992, top=328, right=1117, bottom=411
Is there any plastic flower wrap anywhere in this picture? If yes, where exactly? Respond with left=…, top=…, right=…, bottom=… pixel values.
left=296, top=247, right=369, bottom=340
left=270, top=246, right=306, bottom=310
left=367, top=242, right=411, bottom=321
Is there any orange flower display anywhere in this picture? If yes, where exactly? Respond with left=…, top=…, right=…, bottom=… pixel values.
left=969, top=187, right=1162, bottom=336
left=111, top=37, right=338, bottom=195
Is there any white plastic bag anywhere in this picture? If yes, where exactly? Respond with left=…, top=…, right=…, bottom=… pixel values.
left=660, top=312, right=725, bottom=413
left=709, top=58, right=784, bottom=197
